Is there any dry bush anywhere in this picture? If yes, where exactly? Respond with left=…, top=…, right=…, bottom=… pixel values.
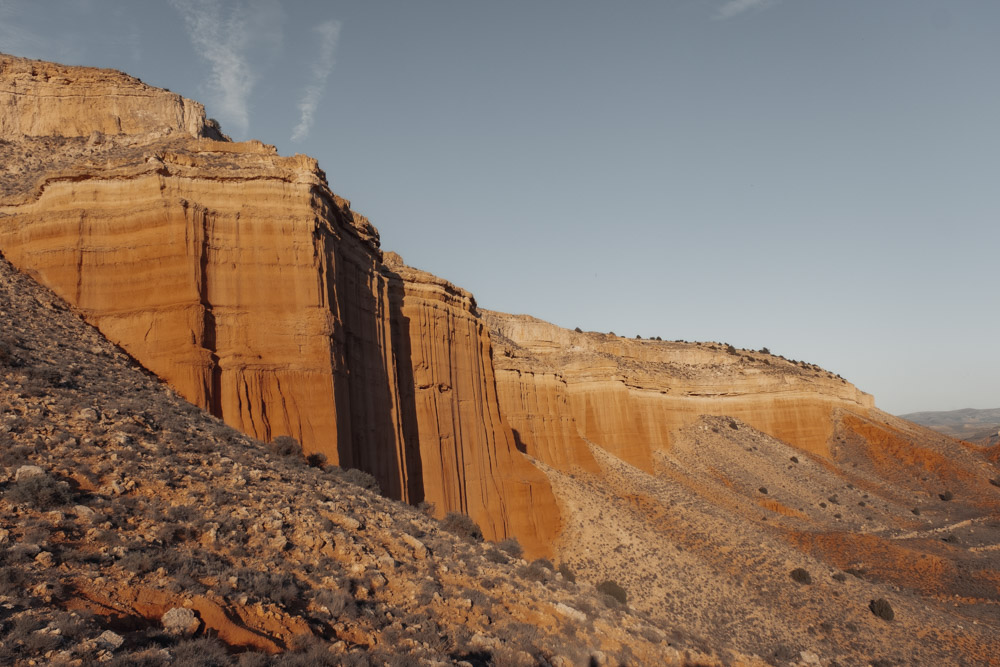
left=267, top=436, right=302, bottom=459
left=5, top=474, right=72, bottom=509
left=869, top=598, right=894, bottom=621
left=596, top=580, right=628, bottom=605
left=440, top=512, right=483, bottom=542
left=790, top=568, right=812, bottom=585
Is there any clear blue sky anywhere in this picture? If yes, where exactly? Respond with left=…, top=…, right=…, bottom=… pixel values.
left=2, top=1, right=997, bottom=414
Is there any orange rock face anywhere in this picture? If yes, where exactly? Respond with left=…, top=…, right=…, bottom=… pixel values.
left=485, top=311, right=875, bottom=471
left=0, top=54, right=210, bottom=139
left=0, top=54, right=556, bottom=555
left=383, top=254, right=558, bottom=555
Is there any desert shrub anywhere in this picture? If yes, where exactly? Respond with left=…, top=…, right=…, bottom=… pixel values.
left=267, top=436, right=302, bottom=459
left=0, top=336, right=22, bottom=367
left=340, top=467, right=381, bottom=494
left=6, top=474, right=72, bottom=509
left=596, top=580, right=628, bottom=605
left=532, top=558, right=554, bottom=571
left=497, top=537, right=523, bottom=559
left=771, top=644, right=799, bottom=662
left=790, top=568, right=812, bottom=585
left=306, top=452, right=327, bottom=468
left=237, top=653, right=271, bottom=667
left=25, top=629, right=62, bottom=654
left=558, top=563, right=577, bottom=583
left=939, top=490, right=953, bottom=502
left=520, top=560, right=551, bottom=583
left=238, top=569, right=300, bottom=607
left=726, top=344, right=737, bottom=355
left=52, top=611, right=92, bottom=640
left=790, top=456, right=799, bottom=463
left=0, top=566, right=26, bottom=596
left=440, top=512, right=483, bottom=542
left=574, top=327, right=583, bottom=333
left=172, top=637, right=233, bottom=666
left=485, top=547, right=509, bottom=564
left=832, top=572, right=847, bottom=583
left=119, top=551, right=156, bottom=575
left=990, top=477, right=1000, bottom=488
left=869, top=598, right=894, bottom=621
left=314, top=588, right=357, bottom=619
left=758, top=487, right=768, bottom=494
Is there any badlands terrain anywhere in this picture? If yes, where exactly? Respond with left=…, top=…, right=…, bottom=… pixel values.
left=2, top=53, right=1000, bottom=664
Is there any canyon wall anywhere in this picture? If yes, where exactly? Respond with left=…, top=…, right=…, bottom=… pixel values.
left=485, top=311, right=875, bottom=472
left=0, top=54, right=556, bottom=556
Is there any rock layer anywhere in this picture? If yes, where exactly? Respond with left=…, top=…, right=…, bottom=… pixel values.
left=0, top=54, right=555, bottom=555
left=485, top=311, right=875, bottom=472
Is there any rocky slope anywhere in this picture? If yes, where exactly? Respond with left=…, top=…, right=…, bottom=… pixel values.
left=0, top=53, right=555, bottom=557
left=0, top=252, right=733, bottom=666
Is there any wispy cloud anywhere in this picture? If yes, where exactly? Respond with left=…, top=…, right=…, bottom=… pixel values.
left=169, top=0, right=282, bottom=137
left=714, top=0, right=782, bottom=20
left=291, top=20, right=341, bottom=142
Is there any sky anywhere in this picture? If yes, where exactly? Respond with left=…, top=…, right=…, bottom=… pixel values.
left=1, top=0, right=997, bottom=414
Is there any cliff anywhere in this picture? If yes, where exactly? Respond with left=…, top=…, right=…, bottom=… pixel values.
left=0, top=53, right=556, bottom=556
left=485, top=311, right=875, bottom=472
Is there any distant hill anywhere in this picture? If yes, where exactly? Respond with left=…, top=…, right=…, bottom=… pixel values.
left=901, top=408, right=1000, bottom=443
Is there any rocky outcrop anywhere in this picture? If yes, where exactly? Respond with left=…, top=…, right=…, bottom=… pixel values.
left=485, top=312, right=875, bottom=472
left=0, top=54, right=213, bottom=139
left=0, top=54, right=556, bottom=555
left=382, top=254, right=559, bottom=555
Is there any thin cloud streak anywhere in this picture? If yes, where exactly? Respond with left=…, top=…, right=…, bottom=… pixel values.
left=291, top=20, right=341, bottom=142
left=714, top=0, right=781, bottom=20
left=170, top=0, right=274, bottom=136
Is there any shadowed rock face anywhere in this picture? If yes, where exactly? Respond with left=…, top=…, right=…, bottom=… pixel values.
left=0, top=53, right=557, bottom=556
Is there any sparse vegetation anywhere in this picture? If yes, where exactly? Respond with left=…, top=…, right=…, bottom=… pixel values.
left=558, top=562, right=576, bottom=583
left=939, top=490, right=953, bottom=501
left=267, top=435, right=302, bottom=458
left=597, top=580, right=628, bottom=605
left=869, top=598, right=895, bottom=621
left=5, top=473, right=72, bottom=509
left=440, top=511, right=483, bottom=542
left=497, top=537, right=523, bottom=559
left=790, top=568, right=812, bottom=585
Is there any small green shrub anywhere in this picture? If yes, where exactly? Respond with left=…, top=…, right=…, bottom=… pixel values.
left=596, top=580, right=627, bottom=605
left=558, top=563, right=576, bottom=583
left=939, top=490, right=953, bottom=502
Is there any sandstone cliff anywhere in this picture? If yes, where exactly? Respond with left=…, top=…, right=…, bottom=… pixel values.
left=0, top=53, right=556, bottom=556
left=485, top=311, right=875, bottom=471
